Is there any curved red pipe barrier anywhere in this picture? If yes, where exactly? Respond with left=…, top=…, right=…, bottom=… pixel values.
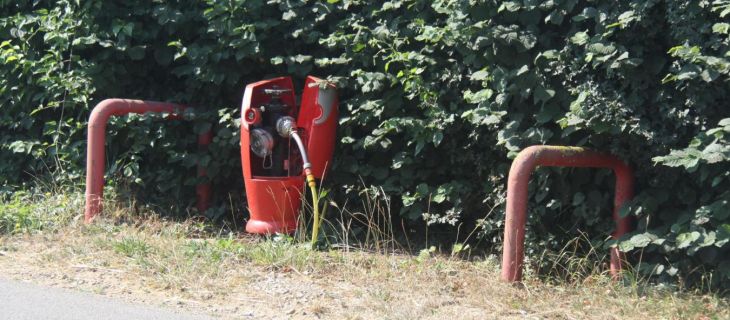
left=501, top=145, right=634, bottom=282
left=84, top=99, right=212, bottom=222
left=196, top=130, right=213, bottom=213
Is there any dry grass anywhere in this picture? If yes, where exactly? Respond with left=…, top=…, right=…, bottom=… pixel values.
left=0, top=192, right=728, bottom=319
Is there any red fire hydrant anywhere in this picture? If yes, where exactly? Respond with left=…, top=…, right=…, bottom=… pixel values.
left=240, top=76, right=338, bottom=234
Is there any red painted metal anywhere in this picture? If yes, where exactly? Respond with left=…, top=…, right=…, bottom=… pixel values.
left=240, top=76, right=338, bottom=234
left=240, top=77, right=303, bottom=234
left=501, top=145, right=634, bottom=282
left=297, top=76, right=338, bottom=179
left=244, top=108, right=263, bottom=126
left=84, top=99, right=212, bottom=222
left=196, top=129, right=213, bottom=213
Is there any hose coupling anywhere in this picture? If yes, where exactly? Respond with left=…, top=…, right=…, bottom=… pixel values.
left=276, top=116, right=297, bottom=138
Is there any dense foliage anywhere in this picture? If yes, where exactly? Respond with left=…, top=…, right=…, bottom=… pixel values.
left=1, top=0, right=729, bottom=289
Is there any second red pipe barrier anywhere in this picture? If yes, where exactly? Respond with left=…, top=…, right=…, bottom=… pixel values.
left=501, top=145, right=634, bottom=282
left=84, top=99, right=211, bottom=222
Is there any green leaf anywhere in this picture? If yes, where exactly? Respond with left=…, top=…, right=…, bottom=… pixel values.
left=282, top=10, right=297, bottom=21
left=570, top=31, right=589, bottom=45
left=676, top=64, right=701, bottom=81
left=432, top=131, right=443, bottom=146
left=432, top=193, right=446, bottom=203
left=545, top=10, right=564, bottom=25
left=572, top=192, right=585, bottom=206
left=498, top=1, right=521, bottom=12
left=415, top=140, right=425, bottom=155
left=587, top=43, right=616, bottom=55
left=713, top=23, right=730, bottom=34
left=618, top=240, right=634, bottom=252
left=535, top=104, right=559, bottom=124
left=653, top=148, right=703, bottom=168
left=127, top=46, right=146, bottom=60
left=533, top=86, right=555, bottom=104
left=416, top=183, right=429, bottom=197
left=569, top=91, right=589, bottom=112
left=122, top=23, right=134, bottom=36
left=572, top=7, right=597, bottom=21
left=463, top=89, right=493, bottom=104
left=630, top=233, right=654, bottom=248
left=470, top=69, right=489, bottom=81
left=676, top=231, right=701, bottom=249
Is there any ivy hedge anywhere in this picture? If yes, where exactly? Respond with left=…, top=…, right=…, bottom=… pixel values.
left=1, top=0, right=729, bottom=289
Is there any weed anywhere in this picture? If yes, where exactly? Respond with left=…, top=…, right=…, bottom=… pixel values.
left=320, top=185, right=403, bottom=255
left=527, top=230, right=611, bottom=285
left=112, top=237, right=151, bottom=258
left=2, top=190, right=728, bottom=319
left=247, top=237, right=321, bottom=271
left=182, top=237, right=247, bottom=263
left=0, top=192, right=79, bottom=235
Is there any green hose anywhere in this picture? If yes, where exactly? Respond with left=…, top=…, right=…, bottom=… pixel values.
left=306, top=171, right=320, bottom=248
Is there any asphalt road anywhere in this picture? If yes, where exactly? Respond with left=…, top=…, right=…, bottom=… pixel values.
left=0, top=278, right=215, bottom=320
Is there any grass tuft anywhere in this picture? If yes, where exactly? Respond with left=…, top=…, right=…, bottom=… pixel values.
left=0, top=190, right=727, bottom=319
left=112, top=236, right=152, bottom=258
left=0, top=192, right=79, bottom=235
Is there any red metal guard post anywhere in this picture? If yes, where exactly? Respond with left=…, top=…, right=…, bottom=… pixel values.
left=501, top=145, right=634, bottom=282
left=195, top=130, right=213, bottom=213
left=84, top=99, right=212, bottom=222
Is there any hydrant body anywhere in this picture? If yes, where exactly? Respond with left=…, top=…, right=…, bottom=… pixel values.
left=240, top=76, right=338, bottom=234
